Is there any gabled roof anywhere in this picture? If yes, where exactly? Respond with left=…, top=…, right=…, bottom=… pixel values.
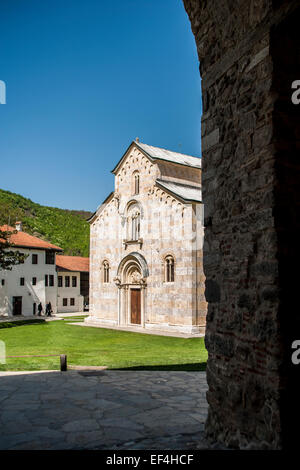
left=56, top=255, right=89, bottom=272
left=111, top=140, right=201, bottom=174
left=0, top=225, right=63, bottom=251
left=155, top=179, right=202, bottom=203
left=87, top=191, right=114, bottom=223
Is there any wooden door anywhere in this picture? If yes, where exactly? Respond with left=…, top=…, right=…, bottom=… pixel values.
left=13, top=296, right=22, bottom=316
left=130, top=289, right=141, bottom=324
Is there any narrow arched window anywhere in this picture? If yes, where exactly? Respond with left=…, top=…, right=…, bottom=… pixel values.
left=165, top=256, right=175, bottom=283
left=133, top=172, right=140, bottom=195
left=103, top=261, right=110, bottom=283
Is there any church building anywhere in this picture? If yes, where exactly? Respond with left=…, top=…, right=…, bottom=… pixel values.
left=85, top=140, right=207, bottom=335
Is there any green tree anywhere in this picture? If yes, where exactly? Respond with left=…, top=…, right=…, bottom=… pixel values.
left=0, top=229, right=28, bottom=270
left=0, top=189, right=91, bottom=257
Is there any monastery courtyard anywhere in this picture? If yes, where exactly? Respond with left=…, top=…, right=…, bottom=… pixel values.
left=0, top=369, right=215, bottom=450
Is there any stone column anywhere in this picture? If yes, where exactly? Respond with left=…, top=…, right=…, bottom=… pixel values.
left=140, top=283, right=146, bottom=328
left=183, top=0, right=300, bottom=450
left=117, top=286, right=121, bottom=326
left=124, top=285, right=129, bottom=325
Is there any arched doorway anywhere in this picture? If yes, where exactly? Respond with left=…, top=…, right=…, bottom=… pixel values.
left=114, top=253, right=148, bottom=327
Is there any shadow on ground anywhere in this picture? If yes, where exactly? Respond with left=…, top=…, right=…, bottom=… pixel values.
left=0, top=319, right=46, bottom=329
left=0, top=369, right=211, bottom=450
left=114, top=362, right=206, bottom=371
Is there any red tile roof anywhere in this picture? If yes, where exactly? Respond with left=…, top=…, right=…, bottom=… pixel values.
left=56, top=255, right=89, bottom=272
left=0, top=225, right=63, bottom=251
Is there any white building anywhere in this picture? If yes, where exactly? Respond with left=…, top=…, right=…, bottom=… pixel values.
left=56, top=255, right=89, bottom=313
left=0, top=223, right=62, bottom=317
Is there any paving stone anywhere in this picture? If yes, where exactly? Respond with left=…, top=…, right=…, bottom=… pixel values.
left=98, top=417, right=144, bottom=431
left=0, top=370, right=210, bottom=450
left=65, top=430, right=104, bottom=447
left=102, top=426, right=143, bottom=442
left=62, top=418, right=100, bottom=432
left=3, top=420, right=33, bottom=435
left=102, top=405, right=141, bottom=419
left=0, top=427, right=62, bottom=450
left=82, top=398, right=121, bottom=411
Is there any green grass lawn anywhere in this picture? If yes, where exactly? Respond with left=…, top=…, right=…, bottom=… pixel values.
left=0, top=320, right=207, bottom=372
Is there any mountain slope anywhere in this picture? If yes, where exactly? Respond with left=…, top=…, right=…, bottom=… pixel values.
left=0, top=189, right=92, bottom=257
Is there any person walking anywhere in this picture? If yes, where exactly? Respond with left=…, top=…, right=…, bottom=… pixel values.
left=37, top=302, right=43, bottom=316
left=45, top=302, right=53, bottom=317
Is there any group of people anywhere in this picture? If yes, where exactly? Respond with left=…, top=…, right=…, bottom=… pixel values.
left=37, top=302, right=52, bottom=317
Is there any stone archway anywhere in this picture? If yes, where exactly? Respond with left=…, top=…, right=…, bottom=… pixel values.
left=114, top=253, right=148, bottom=328
left=183, top=0, right=300, bottom=450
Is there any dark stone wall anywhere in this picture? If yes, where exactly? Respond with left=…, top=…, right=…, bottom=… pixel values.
left=183, top=0, right=300, bottom=449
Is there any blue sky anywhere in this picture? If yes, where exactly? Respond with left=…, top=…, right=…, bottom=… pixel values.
left=0, top=0, right=201, bottom=212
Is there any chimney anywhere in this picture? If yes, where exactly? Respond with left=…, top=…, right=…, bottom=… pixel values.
left=135, top=137, right=139, bottom=143
left=15, top=221, right=22, bottom=232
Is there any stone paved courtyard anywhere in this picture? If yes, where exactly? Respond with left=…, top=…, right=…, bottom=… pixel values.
left=0, top=370, right=212, bottom=450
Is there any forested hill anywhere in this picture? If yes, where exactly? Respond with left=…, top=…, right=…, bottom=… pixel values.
left=0, top=189, right=92, bottom=257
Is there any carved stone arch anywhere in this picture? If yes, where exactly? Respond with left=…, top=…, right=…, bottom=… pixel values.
left=160, top=251, right=177, bottom=266
left=100, top=258, right=111, bottom=283
left=117, top=252, right=149, bottom=281
left=100, top=257, right=110, bottom=268
left=161, top=252, right=176, bottom=283
left=124, top=199, right=144, bottom=218
left=160, top=191, right=168, bottom=203
left=154, top=188, right=160, bottom=198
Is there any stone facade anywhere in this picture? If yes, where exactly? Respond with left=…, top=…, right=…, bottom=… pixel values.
left=86, top=140, right=207, bottom=335
left=184, top=0, right=300, bottom=450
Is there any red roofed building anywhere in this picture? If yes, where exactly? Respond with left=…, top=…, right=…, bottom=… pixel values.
left=0, top=224, right=63, bottom=252
left=0, top=223, right=62, bottom=317
left=56, top=255, right=89, bottom=273
left=56, top=255, right=89, bottom=313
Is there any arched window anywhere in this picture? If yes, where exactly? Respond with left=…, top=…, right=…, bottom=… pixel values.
left=165, top=255, right=175, bottom=283
left=103, top=261, right=110, bottom=283
left=133, top=171, right=140, bottom=195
